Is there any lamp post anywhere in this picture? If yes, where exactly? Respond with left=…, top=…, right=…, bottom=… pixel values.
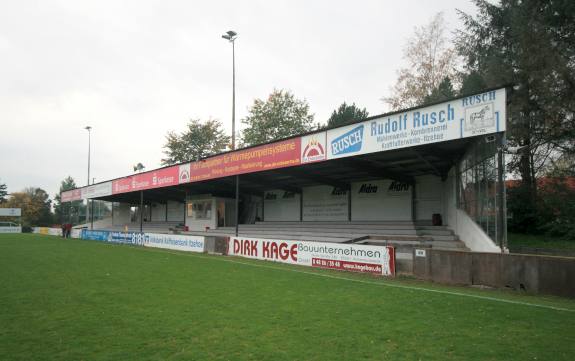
left=85, top=126, right=92, bottom=225
left=221, top=30, right=237, bottom=150
left=85, top=126, right=92, bottom=185
left=222, top=30, right=239, bottom=235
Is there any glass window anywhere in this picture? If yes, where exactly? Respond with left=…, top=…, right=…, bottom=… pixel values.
left=457, top=135, right=504, bottom=246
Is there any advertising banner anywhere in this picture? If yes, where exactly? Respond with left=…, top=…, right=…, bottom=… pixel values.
left=81, top=182, right=113, bottom=199
left=33, top=227, right=63, bottom=236
left=107, top=231, right=147, bottom=245
left=178, top=163, right=191, bottom=184
left=110, top=138, right=301, bottom=195
left=0, top=226, right=21, bottom=233
left=188, top=138, right=301, bottom=183
left=112, top=166, right=180, bottom=195
left=61, top=189, right=82, bottom=202
left=326, top=88, right=506, bottom=160
left=145, top=233, right=205, bottom=253
left=81, top=229, right=110, bottom=241
left=227, top=237, right=395, bottom=276
left=80, top=230, right=205, bottom=253
left=300, top=132, right=327, bottom=164
left=0, top=208, right=21, bottom=217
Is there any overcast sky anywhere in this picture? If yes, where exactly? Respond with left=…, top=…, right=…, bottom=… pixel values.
left=0, top=0, right=478, bottom=200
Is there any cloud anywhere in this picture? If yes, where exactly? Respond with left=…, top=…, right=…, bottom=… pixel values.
left=0, top=0, right=477, bottom=199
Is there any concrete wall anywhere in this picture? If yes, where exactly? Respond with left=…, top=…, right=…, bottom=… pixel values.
left=443, top=167, right=501, bottom=253
left=150, top=202, right=166, bottom=222
left=263, top=190, right=300, bottom=221
left=454, top=208, right=501, bottom=252
left=415, top=175, right=443, bottom=221
left=167, top=200, right=185, bottom=222
left=302, top=185, right=348, bottom=221
left=185, top=197, right=216, bottom=231
left=350, top=180, right=411, bottom=221
left=413, top=249, right=575, bottom=298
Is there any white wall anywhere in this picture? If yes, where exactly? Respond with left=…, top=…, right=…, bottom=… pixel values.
left=444, top=167, right=501, bottom=253
left=167, top=200, right=185, bottom=222
left=415, top=175, right=443, bottom=221
left=351, top=180, right=412, bottom=221
left=302, top=185, right=348, bottom=221
left=151, top=202, right=166, bottom=221
left=263, top=190, right=300, bottom=221
left=185, top=197, right=216, bottom=231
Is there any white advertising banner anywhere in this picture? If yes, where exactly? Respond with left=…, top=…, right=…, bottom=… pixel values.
left=0, top=208, right=21, bottom=217
left=228, top=237, right=395, bottom=276
left=0, top=226, right=21, bottom=233
left=300, top=132, right=327, bottom=164
left=178, top=163, right=191, bottom=183
left=81, top=182, right=113, bottom=199
left=144, top=233, right=205, bottom=253
left=326, top=88, right=506, bottom=160
left=33, top=227, right=63, bottom=236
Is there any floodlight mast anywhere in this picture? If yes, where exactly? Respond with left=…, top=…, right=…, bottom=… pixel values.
left=221, top=30, right=237, bottom=150
left=221, top=30, right=239, bottom=236
left=84, top=125, right=92, bottom=226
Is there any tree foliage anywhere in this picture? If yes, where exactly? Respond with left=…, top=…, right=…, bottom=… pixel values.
left=383, top=13, right=459, bottom=110
left=53, top=176, right=83, bottom=223
left=241, top=89, right=315, bottom=146
left=161, top=118, right=230, bottom=165
left=423, top=77, right=456, bottom=105
left=456, top=0, right=575, bottom=226
left=0, top=182, right=7, bottom=204
left=327, top=102, right=369, bottom=128
left=6, top=188, right=53, bottom=227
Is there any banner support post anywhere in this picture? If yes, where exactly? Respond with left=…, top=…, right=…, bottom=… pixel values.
left=235, top=175, right=239, bottom=236
left=140, top=191, right=144, bottom=233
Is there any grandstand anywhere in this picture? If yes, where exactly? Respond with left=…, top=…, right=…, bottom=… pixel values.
left=62, top=87, right=508, bottom=271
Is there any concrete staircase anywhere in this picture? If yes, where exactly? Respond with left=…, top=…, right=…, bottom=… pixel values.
left=202, top=221, right=467, bottom=251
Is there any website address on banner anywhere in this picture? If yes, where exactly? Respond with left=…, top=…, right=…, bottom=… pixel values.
left=263, top=159, right=300, bottom=169
left=312, top=258, right=382, bottom=274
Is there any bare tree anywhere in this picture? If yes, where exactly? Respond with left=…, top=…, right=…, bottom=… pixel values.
left=383, top=13, right=459, bottom=110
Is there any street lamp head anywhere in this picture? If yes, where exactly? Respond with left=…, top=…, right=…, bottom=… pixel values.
left=221, top=30, right=237, bottom=42
left=85, top=126, right=92, bottom=131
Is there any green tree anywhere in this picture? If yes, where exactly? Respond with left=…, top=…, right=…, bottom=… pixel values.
left=383, top=13, right=459, bottom=110
left=423, top=77, right=456, bottom=105
left=6, top=187, right=53, bottom=227
left=327, top=103, right=369, bottom=128
left=0, top=182, right=7, bottom=204
left=456, top=0, right=575, bottom=226
left=53, top=176, right=83, bottom=223
left=161, top=118, right=230, bottom=165
left=241, top=89, right=315, bottom=146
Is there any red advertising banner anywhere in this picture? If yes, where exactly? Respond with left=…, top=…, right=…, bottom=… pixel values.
left=107, top=138, right=299, bottom=195
left=112, top=166, right=180, bottom=194
left=188, top=138, right=301, bottom=182
left=61, top=189, right=82, bottom=202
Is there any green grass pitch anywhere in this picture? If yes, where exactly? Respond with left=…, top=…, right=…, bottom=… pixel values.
left=1, top=233, right=574, bottom=360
